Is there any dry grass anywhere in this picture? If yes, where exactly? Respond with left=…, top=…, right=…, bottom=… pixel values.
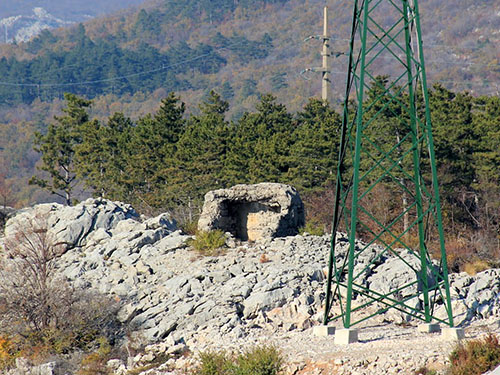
left=448, top=333, right=500, bottom=375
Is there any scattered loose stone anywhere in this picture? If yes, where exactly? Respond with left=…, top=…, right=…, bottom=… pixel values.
left=4, top=198, right=500, bottom=375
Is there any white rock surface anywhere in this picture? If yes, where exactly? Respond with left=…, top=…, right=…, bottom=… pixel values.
left=5, top=198, right=500, bottom=374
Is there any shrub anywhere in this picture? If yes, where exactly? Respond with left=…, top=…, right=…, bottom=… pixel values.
left=0, top=214, right=65, bottom=332
left=196, top=351, right=232, bottom=375
left=0, top=214, right=125, bottom=368
left=195, top=345, right=283, bottom=375
left=300, top=219, right=326, bottom=236
left=448, top=333, right=500, bottom=375
left=463, top=259, right=490, bottom=275
left=181, top=220, right=199, bottom=235
left=0, top=335, right=16, bottom=371
left=78, top=337, right=112, bottom=375
left=188, top=230, right=226, bottom=256
left=235, top=345, right=283, bottom=375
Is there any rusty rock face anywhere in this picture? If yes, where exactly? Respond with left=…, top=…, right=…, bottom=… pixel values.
left=197, top=183, right=305, bottom=241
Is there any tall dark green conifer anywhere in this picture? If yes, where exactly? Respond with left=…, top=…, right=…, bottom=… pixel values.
left=30, top=93, right=91, bottom=205
left=227, top=94, right=294, bottom=184
left=127, top=92, right=186, bottom=209
left=471, top=95, right=500, bottom=232
left=174, top=90, right=230, bottom=213
left=289, top=98, right=341, bottom=191
left=75, top=112, right=133, bottom=200
left=430, top=84, right=477, bottom=227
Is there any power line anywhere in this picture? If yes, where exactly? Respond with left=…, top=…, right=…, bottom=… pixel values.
left=0, top=40, right=246, bottom=88
left=0, top=37, right=497, bottom=93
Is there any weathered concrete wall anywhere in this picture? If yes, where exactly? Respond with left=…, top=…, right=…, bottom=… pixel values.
left=197, top=183, right=305, bottom=241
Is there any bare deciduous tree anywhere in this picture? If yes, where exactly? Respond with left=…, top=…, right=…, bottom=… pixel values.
left=0, top=214, right=66, bottom=333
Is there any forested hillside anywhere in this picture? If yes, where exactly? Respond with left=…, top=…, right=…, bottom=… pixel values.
left=1, top=0, right=500, bottom=270
left=0, top=0, right=499, bottom=110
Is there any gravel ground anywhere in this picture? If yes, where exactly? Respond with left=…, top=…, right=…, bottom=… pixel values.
left=183, top=318, right=500, bottom=375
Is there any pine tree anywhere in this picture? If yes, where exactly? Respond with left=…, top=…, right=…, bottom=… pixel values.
left=288, top=98, right=341, bottom=191
left=471, top=95, right=500, bottom=233
left=358, top=76, right=414, bottom=233
left=174, top=90, right=231, bottom=215
left=227, top=94, right=294, bottom=184
left=75, top=112, right=133, bottom=201
left=429, top=84, right=477, bottom=228
left=29, top=93, right=91, bottom=205
left=127, top=92, right=186, bottom=209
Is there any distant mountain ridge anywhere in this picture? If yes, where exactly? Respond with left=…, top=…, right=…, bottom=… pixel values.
left=0, top=7, right=72, bottom=43
left=0, top=0, right=146, bottom=20
left=0, top=0, right=147, bottom=43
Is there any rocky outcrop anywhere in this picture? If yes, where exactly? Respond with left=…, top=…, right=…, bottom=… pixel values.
left=0, top=206, right=16, bottom=231
left=197, top=183, right=305, bottom=241
left=4, top=198, right=140, bottom=251
left=5, top=197, right=500, bottom=371
left=7, top=358, right=60, bottom=375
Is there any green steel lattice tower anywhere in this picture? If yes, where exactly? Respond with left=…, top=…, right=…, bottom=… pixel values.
left=323, top=0, right=454, bottom=328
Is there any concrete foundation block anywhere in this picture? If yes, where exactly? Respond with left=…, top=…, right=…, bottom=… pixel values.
left=489, top=364, right=500, bottom=375
left=417, top=323, right=441, bottom=333
left=313, top=326, right=335, bottom=336
left=334, top=329, right=358, bottom=345
left=442, top=327, right=465, bottom=341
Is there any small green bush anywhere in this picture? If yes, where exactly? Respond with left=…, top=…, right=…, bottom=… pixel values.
left=414, top=367, right=437, bottom=375
left=195, top=345, right=283, bottom=375
left=300, top=220, right=325, bottom=236
left=188, top=230, right=226, bottom=256
left=181, top=220, right=199, bottom=235
left=196, top=351, right=232, bottom=375
left=235, top=345, right=283, bottom=375
left=448, top=333, right=500, bottom=375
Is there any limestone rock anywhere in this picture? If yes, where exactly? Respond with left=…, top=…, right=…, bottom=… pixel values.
left=5, top=198, right=138, bottom=251
left=197, top=183, right=305, bottom=241
left=6, top=359, right=58, bottom=375
left=8, top=197, right=500, bottom=357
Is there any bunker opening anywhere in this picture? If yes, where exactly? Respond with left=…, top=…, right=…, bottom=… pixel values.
left=221, top=200, right=281, bottom=241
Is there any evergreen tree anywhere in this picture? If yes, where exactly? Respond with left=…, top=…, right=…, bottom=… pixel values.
left=174, top=90, right=231, bottom=212
left=289, top=98, right=341, bottom=191
left=227, top=94, right=294, bottom=184
left=429, top=84, right=477, bottom=228
left=471, top=95, right=500, bottom=233
left=29, top=93, right=91, bottom=205
left=75, top=112, right=133, bottom=201
left=127, top=92, right=186, bottom=209
left=359, top=76, right=413, bottom=234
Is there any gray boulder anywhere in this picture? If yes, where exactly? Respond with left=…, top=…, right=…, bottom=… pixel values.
left=5, top=198, right=138, bottom=251
left=197, top=183, right=305, bottom=241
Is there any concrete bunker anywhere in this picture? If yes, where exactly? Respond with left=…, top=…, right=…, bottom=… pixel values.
left=223, top=200, right=281, bottom=241
left=198, top=183, right=305, bottom=241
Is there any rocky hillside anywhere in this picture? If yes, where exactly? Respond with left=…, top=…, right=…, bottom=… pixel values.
left=0, top=8, right=73, bottom=44
left=3, top=198, right=500, bottom=374
left=0, top=0, right=146, bottom=26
